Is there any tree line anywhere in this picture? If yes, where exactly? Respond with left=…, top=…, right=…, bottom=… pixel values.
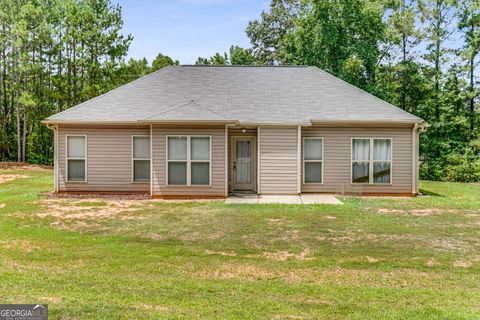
left=197, top=0, right=479, bottom=182
left=0, top=0, right=478, bottom=182
left=0, top=0, right=178, bottom=164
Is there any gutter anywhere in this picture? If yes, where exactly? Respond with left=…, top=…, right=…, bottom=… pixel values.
left=309, top=119, right=424, bottom=126
left=42, top=119, right=239, bottom=125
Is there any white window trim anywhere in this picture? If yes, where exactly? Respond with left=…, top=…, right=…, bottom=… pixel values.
left=132, top=135, right=151, bottom=183
left=350, top=137, right=393, bottom=185
left=65, top=134, right=87, bottom=183
left=303, top=137, right=324, bottom=184
left=165, top=135, right=212, bottom=187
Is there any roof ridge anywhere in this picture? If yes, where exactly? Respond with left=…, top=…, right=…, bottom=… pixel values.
left=180, top=65, right=309, bottom=68
left=190, top=101, right=233, bottom=119
left=48, top=66, right=174, bottom=120
left=144, top=100, right=232, bottom=120
left=309, top=67, right=422, bottom=120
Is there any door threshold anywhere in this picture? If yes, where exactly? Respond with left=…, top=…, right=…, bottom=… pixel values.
left=231, top=191, right=257, bottom=196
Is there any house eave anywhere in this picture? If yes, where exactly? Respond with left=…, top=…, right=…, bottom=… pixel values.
left=42, top=119, right=239, bottom=125
left=137, top=119, right=239, bottom=124
left=309, top=119, right=426, bottom=126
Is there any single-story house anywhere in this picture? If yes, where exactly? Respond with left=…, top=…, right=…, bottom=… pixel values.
left=43, top=65, right=428, bottom=198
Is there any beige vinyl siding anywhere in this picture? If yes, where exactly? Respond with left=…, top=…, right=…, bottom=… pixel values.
left=259, top=127, right=298, bottom=194
left=302, top=126, right=413, bottom=194
left=152, top=125, right=226, bottom=197
left=57, top=125, right=150, bottom=192
left=228, top=126, right=257, bottom=192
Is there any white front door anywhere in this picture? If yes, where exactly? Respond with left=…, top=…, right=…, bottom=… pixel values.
left=232, top=137, right=256, bottom=192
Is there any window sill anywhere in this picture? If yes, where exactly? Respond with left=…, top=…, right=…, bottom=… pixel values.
left=166, top=185, right=213, bottom=188
left=350, top=183, right=393, bottom=186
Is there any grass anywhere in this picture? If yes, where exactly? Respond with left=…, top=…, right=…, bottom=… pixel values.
left=0, top=166, right=479, bottom=319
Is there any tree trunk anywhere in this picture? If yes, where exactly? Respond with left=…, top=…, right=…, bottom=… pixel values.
left=400, top=0, right=407, bottom=111
left=469, top=25, right=475, bottom=133
left=16, top=99, right=21, bottom=162
left=22, top=106, right=26, bottom=162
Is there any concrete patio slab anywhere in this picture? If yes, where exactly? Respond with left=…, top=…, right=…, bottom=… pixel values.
left=225, top=194, right=343, bottom=205
left=258, top=195, right=302, bottom=204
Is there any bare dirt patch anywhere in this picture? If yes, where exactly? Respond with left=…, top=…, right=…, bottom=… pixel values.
left=377, top=208, right=405, bottom=215
left=43, top=192, right=150, bottom=200
left=259, top=248, right=314, bottom=261
left=37, top=198, right=153, bottom=220
left=194, top=263, right=277, bottom=280
left=191, top=263, right=445, bottom=289
left=0, top=240, right=42, bottom=252
left=179, top=230, right=225, bottom=242
left=205, top=249, right=237, bottom=257
left=0, top=174, right=29, bottom=184
left=410, top=208, right=444, bottom=216
left=426, top=258, right=439, bottom=267
left=453, top=260, right=473, bottom=268
left=39, top=296, right=62, bottom=304
left=0, top=162, right=52, bottom=171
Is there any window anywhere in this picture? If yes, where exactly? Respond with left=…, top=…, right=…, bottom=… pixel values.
left=66, top=135, right=86, bottom=182
left=167, top=136, right=211, bottom=186
left=132, top=136, right=150, bottom=182
left=303, top=137, right=323, bottom=184
left=352, top=138, right=392, bottom=184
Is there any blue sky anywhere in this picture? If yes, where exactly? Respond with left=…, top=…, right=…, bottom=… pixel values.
left=114, top=0, right=270, bottom=64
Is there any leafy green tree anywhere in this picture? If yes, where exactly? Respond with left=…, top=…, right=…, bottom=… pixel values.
left=281, top=0, right=385, bottom=89
left=151, top=53, right=179, bottom=71
left=457, top=0, right=479, bottom=133
left=246, top=0, right=302, bottom=64
left=383, top=0, right=424, bottom=111
left=229, top=46, right=255, bottom=65
left=195, top=46, right=254, bottom=65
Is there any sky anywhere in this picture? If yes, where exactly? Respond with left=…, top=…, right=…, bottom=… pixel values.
left=114, top=0, right=270, bottom=64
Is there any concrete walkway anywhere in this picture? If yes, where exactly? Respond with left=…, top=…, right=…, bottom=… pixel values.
left=225, top=194, right=343, bottom=205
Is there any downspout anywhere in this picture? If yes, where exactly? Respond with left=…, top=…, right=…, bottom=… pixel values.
left=415, top=122, right=429, bottom=195
left=257, top=126, right=261, bottom=195
left=224, top=124, right=229, bottom=197
left=411, top=123, right=418, bottom=196
left=150, top=124, right=153, bottom=198
left=297, top=125, right=301, bottom=194
left=45, top=123, right=58, bottom=193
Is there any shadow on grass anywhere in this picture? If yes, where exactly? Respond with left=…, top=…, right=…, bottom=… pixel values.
left=419, top=188, right=445, bottom=197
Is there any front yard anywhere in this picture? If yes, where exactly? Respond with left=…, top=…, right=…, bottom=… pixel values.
left=0, top=165, right=479, bottom=319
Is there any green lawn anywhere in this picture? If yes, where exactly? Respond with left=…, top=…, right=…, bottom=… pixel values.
left=0, top=166, right=479, bottom=319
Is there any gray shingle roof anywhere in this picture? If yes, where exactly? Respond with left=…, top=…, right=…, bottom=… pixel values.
left=46, top=65, right=423, bottom=124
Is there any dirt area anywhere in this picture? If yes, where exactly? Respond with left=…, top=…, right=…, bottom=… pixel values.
left=191, top=263, right=444, bottom=289
left=0, top=174, right=29, bottom=184
left=377, top=207, right=480, bottom=217
left=42, top=192, right=151, bottom=200
left=251, top=248, right=315, bottom=261
left=453, top=260, right=473, bottom=268
left=205, top=249, right=237, bottom=257
left=36, top=198, right=154, bottom=220
left=0, top=162, right=52, bottom=171
left=0, top=240, right=42, bottom=252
